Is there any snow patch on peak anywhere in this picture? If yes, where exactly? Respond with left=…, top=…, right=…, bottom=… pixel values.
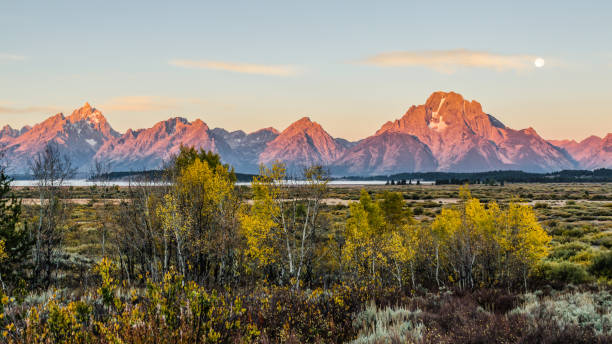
left=86, top=139, right=97, bottom=147
left=428, top=97, right=448, bottom=131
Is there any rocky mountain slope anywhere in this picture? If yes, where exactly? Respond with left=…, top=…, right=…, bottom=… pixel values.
left=550, top=135, right=611, bottom=170
left=209, top=127, right=279, bottom=173
left=332, top=131, right=437, bottom=175
left=94, top=117, right=218, bottom=172
left=1, top=103, right=119, bottom=172
left=258, top=117, right=347, bottom=171
left=373, top=92, right=577, bottom=172
left=1, top=93, right=608, bottom=175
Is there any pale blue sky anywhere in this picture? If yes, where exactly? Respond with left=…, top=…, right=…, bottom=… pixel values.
left=1, top=0, right=611, bottom=141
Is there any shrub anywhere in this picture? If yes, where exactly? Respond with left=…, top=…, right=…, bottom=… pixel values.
left=550, top=242, right=590, bottom=260
left=533, top=261, right=591, bottom=285
left=591, top=234, right=612, bottom=249
left=589, top=251, right=612, bottom=279
left=352, top=303, right=424, bottom=344
left=511, top=291, right=612, bottom=338
left=472, top=288, right=519, bottom=313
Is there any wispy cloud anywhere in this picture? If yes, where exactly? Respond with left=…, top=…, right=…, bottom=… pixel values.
left=362, top=49, right=536, bottom=73
left=169, top=59, right=300, bottom=76
left=0, top=53, right=26, bottom=61
left=101, top=96, right=204, bottom=112
left=0, top=104, right=58, bottom=114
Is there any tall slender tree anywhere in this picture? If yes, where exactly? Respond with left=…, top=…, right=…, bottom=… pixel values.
left=0, top=164, right=31, bottom=291
left=29, top=143, right=76, bottom=288
left=240, top=163, right=329, bottom=289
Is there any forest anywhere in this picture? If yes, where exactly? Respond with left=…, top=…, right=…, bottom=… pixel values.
left=385, top=169, right=612, bottom=184
left=0, top=144, right=611, bottom=343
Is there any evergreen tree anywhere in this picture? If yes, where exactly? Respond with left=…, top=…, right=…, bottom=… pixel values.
left=0, top=169, right=31, bottom=289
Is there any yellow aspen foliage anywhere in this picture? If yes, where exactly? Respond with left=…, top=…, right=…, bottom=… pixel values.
left=175, top=158, right=235, bottom=213
left=387, top=224, right=419, bottom=287
left=458, top=184, right=472, bottom=200
left=0, top=240, right=6, bottom=261
left=155, top=153, right=241, bottom=283
left=430, top=190, right=551, bottom=290
left=239, top=164, right=284, bottom=267
left=94, top=258, right=120, bottom=310
left=343, top=190, right=416, bottom=286
left=430, top=207, right=461, bottom=287
left=342, top=190, right=386, bottom=280
left=156, top=193, right=191, bottom=275
left=342, top=200, right=374, bottom=275
left=431, top=208, right=461, bottom=241
left=504, top=202, right=550, bottom=263
left=240, top=162, right=329, bottom=287
left=501, top=202, right=551, bottom=288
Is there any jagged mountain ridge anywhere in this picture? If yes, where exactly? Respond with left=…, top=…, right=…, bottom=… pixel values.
left=373, top=92, right=578, bottom=172
left=332, top=131, right=438, bottom=175
left=1, top=92, right=609, bottom=175
left=94, top=117, right=218, bottom=172
left=550, top=134, right=611, bottom=170
left=1, top=103, right=120, bottom=172
left=258, top=117, right=348, bottom=171
left=209, top=127, right=280, bottom=173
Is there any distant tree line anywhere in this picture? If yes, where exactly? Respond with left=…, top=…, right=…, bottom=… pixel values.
left=91, top=169, right=257, bottom=183
left=389, top=169, right=612, bottom=184
left=385, top=179, right=421, bottom=185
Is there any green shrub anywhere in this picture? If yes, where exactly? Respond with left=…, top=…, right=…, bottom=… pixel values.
left=534, top=261, right=591, bottom=285
left=570, top=249, right=597, bottom=266
left=589, top=251, right=612, bottom=279
left=591, top=234, right=612, bottom=249
left=550, top=242, right=590, bottom=260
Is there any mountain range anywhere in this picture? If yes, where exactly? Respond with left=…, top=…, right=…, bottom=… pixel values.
left=1, top=92, right=609, bottom=176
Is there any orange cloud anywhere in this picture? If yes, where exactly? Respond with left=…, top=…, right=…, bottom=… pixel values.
left=169, top=59, right=300, bottom=76
left=363, top=49, right=536, bottom=73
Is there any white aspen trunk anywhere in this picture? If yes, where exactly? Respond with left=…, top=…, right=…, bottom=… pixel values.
left=280, top=203, right=294, bottom=275
left=102, top=227, right=106, bottom=258
left=435, top=244, right=440, bottom=288
left=174, top=228, right=185, bottom=277
left=295, top=200, right=312, bottom=288
left=394, top=260, right=402, bottom=288
left=163, top=225, right=168, bottom=273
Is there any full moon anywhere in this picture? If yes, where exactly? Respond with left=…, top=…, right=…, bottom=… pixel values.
left=534, top=57, right=545, bottom=68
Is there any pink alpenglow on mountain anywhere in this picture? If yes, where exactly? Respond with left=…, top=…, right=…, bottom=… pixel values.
left=332, top=131, right=437, bottom=175
left=209, top=127, right=279, bottom=173
left=1, top=103, right=120, bottom=173
left=95, top=117, right=216, bottom=171
left=550, top=134, right=612, bottom=170
left=259, top=117, right=347, bottom=169
left=1, top=92, right=608, bottom=175
left=374, top=92, right=577, bottom=172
